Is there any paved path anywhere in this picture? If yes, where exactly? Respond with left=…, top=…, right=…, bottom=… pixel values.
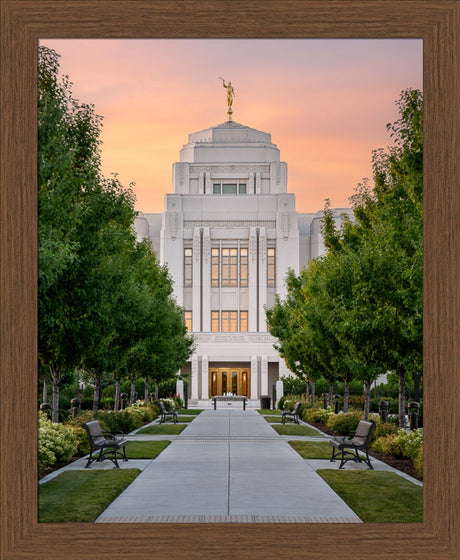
left=96, top=409, right=361, bottom=523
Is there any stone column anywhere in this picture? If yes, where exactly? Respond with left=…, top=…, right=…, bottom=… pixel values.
left=176, top=379, right=184, bottom=401
left=276, top=379, right=284, bottom=408
left=248, top=228, right=258, bottom=332
left=201, top=355, right=209, bottom=399
left=258, top=228, right=267, bottom=332
left=261, top=356, right=268, bottom=395
left=202, top=228, right=211, bottom=331
left=191, top=356, right=199, bottom=399
left=192, top=227, right=201, bottom=331
left=250, top=355, right=258, bottom=399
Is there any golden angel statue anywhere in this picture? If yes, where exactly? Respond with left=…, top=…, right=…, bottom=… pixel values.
left=220, top=78, right=235, bottom=120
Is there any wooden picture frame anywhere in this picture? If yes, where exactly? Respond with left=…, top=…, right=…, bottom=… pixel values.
left=0, top=1, right=458, bottom=558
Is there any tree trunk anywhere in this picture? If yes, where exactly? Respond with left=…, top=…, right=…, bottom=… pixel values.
left=154, top=380, right=159, bottom=400
left=412, top=371, right=421, bottom=403
left=343, top=378, right=349, bottom=413
left=363, top=380, right=371, bottom=421
left=114, top=378, right=121, bottom=411
left=310, top=380, right=315, bottom=407
left=144, top=377, right=150, bottom=403
left=49, top=364, right=62, bottom=423
left=51, top=379, right=60, bottom=423
left=43, top=377, right=48, bottom=403
left=93, top=377, right=102, bottom=412
left=130, top=376, right=136, bottom=404
left=328, top=383, right=333, bottom=407
left=399, top=370, right=406, bottom=428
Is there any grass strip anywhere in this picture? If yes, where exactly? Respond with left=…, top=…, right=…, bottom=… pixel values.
left=263, top=416, right=288, bottom=424
left=289, top=440, right=332, bottom=459
left=257, top=409, right=281, bottom=415
left=137, top=423, right=187, bottom=435
left=272, top=424, right=321, bottom=437
left=176, top=416, right=195, bottom=423
left=176, top=409, right=203, bottom=415
left=317, top=469, right=423, bottom=523
left=125, top=440, right=170, bottom=458
left=39, top=469, right=140, bottom=522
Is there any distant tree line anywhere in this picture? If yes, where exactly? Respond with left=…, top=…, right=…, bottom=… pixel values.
left=38, top=46, right=194, bottom=422
left=266, top=89, right=423, bottom=427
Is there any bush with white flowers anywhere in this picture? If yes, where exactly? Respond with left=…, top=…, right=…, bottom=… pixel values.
left=38, top=411, right=79, bottom=468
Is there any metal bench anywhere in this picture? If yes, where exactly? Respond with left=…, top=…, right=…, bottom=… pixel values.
left=281, top=402, right=301, bottom=424
left=82, top=420, right=128, bottom=468
left=329, top=420, right=376, bottom=469
left=159, top=401, right=178, bottom=424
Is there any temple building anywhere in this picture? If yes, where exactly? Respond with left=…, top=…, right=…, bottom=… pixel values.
left=135, top=94, right=353, bottom=407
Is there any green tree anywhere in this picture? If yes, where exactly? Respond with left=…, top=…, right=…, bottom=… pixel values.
left=38, top=46, right=194, bottom=421
left=266, top=89, right=422, bottom=425
left=38, top=46, right=106, bottom=421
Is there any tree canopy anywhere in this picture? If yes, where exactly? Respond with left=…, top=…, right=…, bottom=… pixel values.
left=38, top=47, right=194, bottom=421
left=266, top=89, right=423, bottom=424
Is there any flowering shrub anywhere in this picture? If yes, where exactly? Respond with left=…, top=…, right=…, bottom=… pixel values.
left=277, top=395, right=307, bottom=411
left=397, top=429, right=423, bottom=459
left=326, top=411, right=363, bottom=435
left=413, top=446, right=423, bottom=478
left=302, top=406, right=334, bottom=424
left=371, top=428, right=423, bottom=462
left=38, top=411, right=79, bottom=469
left=158, top=398, right=176, bottom=411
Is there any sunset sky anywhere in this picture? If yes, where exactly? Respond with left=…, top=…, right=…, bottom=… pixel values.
left=40, top=39, right=422, bottom=214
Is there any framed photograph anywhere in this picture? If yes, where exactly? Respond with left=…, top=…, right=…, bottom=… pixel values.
left=1, top=1, right=458, bottom=558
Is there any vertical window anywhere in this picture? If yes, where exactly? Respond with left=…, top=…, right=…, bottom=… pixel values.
left=184, top=311, right=192, bottom=332
left=239, top=311, right=248, bottom=332
left=211, top=311, right=220, bottom=332
left=221, top=248, right=238, bottom=287
left=267, top=248, right=276, bottom=287
left=238, top=183, right=247, bottom=194
left=240, top=248, right=248, bottom=287
left=221, top=311, right=238, bottom=332
left=184, top=248, right=193, bottom=287
left=213, top=184, right=221, bottom=194
left=211, top=248, right=219, bottom=287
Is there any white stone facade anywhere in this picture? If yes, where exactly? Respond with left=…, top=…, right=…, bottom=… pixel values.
left=135, top=120, right=353, bottom=406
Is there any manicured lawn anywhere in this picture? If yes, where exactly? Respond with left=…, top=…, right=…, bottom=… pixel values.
left=176, top=415, right=195, bottom=423
left=257, top=409, right=281, bottom=415
left=317, top=469, right=423, bottom=523
left=263, top=416, right=288, bottom=423
left=137, top=423, right=187, bottom=435
left=125, top=440, right=170, bottom=458
left=272, top=424, right=321, bottom=437
left=39, top=469, right=140, bottom=522
left=177, top=409, right=203, bottom=415
left=289, top=440, right=332, bottom=459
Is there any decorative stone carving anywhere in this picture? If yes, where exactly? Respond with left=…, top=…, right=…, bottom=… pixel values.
left=193, top=229, right=201, bottom=262
left=249, top=232, right=257, bottom=263
left=193, top=332, right=275, bottom=343
left=184, top=220, right=276, bottom=229
left=192, top=165, right=269, bottom=174
left=281, top=212, right=289, bottom=240
left=169, top=212, right=178, bottom=240
left=259, top=231, right=266, bottom=262
left=202, top=231, right=210, bottom=263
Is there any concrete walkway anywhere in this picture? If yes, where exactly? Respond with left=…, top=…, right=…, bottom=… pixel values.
left=95, top=409, right=361, bottom=523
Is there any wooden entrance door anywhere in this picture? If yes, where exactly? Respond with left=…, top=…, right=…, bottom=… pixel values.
left=209, top=368, right=250, bottom=397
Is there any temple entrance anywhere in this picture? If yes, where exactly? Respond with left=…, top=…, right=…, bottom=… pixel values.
left=209, top=367, right=250, bottom=397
